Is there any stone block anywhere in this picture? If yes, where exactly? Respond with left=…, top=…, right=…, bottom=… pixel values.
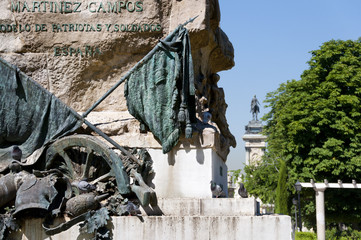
left=141, top=198, right=257, bottom=216
left=148, top=148, right=228, bottom=199
left=9, top=215, right=292, bottom=240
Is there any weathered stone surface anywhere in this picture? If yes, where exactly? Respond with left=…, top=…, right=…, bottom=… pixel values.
left=0, top=0, right=235, bottom=159
left=140, top=198, right=258, bottom=216
left=8, top=215, right=293, bottom=240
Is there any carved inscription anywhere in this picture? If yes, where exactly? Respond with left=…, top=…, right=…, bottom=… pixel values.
left=2, top=1, right=163, bottom=57
left=10, top=1, right=144, bottom=13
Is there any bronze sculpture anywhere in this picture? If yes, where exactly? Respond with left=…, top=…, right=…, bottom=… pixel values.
left=0, top=17, right=198, bottom=239
left=251, top=95, right=260, bottom=121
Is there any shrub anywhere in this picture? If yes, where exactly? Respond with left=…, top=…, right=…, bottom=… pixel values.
left=295, top=232, right=316, bottom=240
left=325, top=227, right=361, bottom=240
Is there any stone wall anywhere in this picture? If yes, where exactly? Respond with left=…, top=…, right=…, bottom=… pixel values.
left=0, top=0, right=235, bottom=159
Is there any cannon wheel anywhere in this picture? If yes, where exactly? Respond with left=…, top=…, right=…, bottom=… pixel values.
left=45, top=134, right=130, bottom=194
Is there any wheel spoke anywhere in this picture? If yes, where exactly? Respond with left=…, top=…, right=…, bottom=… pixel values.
left=59, top=150, right=74, bottom=179
left=81, top=148, right=94, bottom=180
left=90, top=172, right=111, bottom=185
left=45, top=135, right=121, bottom=191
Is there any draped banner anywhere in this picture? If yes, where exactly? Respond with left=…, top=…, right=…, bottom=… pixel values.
left=0, top=58, right=83, bottom=169
left=125, top=26, right=196, bottom=153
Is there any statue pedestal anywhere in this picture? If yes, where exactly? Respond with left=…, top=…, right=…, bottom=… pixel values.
left=147, top=127, right=228, bottom=198
left=9, top=198, right=292, bottom=240
left=243, top=120, right=267, bottom=165
left=85, top=112, right=229, bottom=198
left=7, top=120, right=292, bottom=240
left=141, top=197, right=257, bottom=216
left=243, top=134, right=267, bottom=165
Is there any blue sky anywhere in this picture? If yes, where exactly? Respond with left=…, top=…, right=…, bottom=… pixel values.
left=218, top=1, right=361, bottom=170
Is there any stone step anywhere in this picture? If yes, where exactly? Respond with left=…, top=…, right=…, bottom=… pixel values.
left=11, top=215, right=292, bottom=240
left=141, top=197, right=257, bottom=216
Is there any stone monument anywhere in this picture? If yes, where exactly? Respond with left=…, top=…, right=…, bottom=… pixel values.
left=243, top=95, right=267, bottom=166
left=242, top=95, right=274, bottom=214
left=0, top=0, right=236, bottom=199
left=0, top=1, right=291, bottom=239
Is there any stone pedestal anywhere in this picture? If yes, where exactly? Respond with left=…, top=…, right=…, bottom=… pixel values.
left=85, top=112, right=229, bottom=199
left=9, top=198, right=293, bottom=240
left=149, top=147, right=228, bottom=198
left=141, top=198, right=257, bottom=216
left=146, top=124, right=229, bottom=198
left=243, top=120, right=267, bottom=166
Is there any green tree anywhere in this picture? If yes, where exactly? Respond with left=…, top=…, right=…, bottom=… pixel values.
left=275, top=160, right=288, bottom=214
left=242, top=153, right=279, bottom=204
left=245, top=39, right=361, bottom=229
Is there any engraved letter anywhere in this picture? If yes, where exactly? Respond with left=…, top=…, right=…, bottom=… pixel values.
left=73, top=2, right=81, bottom=12
left=107, top=2, right=117, bottom=13
left=135, top=1, right=143, bottom=12
left=126, top=1, right=134, bottom=12
left=10, top=1, right=20, bottom=12
left=88, top=2, right=96, bottom=12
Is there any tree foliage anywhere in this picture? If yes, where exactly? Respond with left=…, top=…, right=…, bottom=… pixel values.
left=243, top=153, right=279, bottom=204
left=275, top=160, right=288, bottom=214
left=244, top=39, right=361, bottom=229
